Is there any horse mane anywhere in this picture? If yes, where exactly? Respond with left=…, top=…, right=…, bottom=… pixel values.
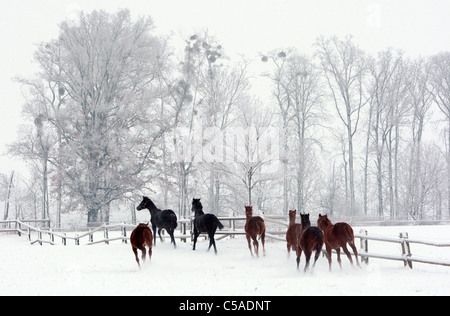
left=143, top=196, right=159, bottom=211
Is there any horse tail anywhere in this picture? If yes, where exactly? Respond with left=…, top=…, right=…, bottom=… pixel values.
left=170, top=212, right=178, bottom=229
left=144, top=227, right=153, bottom=248
left=216, top=217, right=224, bottom=230
left=256, top=219, right=266, bottom=238
left=314, top=229, right=324, bottom=252
left=344, top=224, right=354, bottom=243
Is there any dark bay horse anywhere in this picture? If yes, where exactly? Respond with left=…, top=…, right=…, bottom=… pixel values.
left=286, top=210, right=302, bottom=266
left=136, top=196, right=178, bottom=248
left=317, top=214, right=360, bottom=271
left=244, top=206, right=266, bottom=257
left=299, top=213, right=323, bottom=272
left=191, top=198, right=224, bottom=254
left=130, top=223, right=153, bottom=268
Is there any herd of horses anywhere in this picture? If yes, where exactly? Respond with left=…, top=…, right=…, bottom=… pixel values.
left=130, top=196, right=360, bottom=272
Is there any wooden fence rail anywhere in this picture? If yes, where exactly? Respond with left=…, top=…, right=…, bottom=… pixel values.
left=2, top=217, right=450, bottom=269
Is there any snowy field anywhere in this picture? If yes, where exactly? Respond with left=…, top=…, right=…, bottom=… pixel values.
left=1, top=225, right=450, bottom=296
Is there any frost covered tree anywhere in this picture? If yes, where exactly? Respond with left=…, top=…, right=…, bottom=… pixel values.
left=428, top=52, right=450, bottom=217
left=261, top=50, right=325, bottom=213
left=14, top=9, right=171, bottom=226
left=315, top=35, right=370, bottom=215
left=367, top=49, right=409, bottom=217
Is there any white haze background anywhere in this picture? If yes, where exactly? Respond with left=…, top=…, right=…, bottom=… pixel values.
left=1, top=0, right=449, bottom=176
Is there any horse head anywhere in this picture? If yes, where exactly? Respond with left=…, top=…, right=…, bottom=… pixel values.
left=136, top=196, right=150, bottom=211
left=192, top=198, right=203, bottom=213
left=245, top=205, right=253, bottom=218
left=300, top=213, right=311, bottom=229
left=317, top=213, right=331, bottom=229
left=288, top=210, right=297, bottom=224
left=137, top=196, right=158, bottom=212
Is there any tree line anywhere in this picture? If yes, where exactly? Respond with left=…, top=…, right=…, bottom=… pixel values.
left=2, top=9, right=449, bottom=227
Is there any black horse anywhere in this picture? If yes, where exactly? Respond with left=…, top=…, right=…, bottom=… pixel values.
left=299, top=213, right=324, bottom=272
left=191, top=198, right=224, bottom=254
left=136, top=196, right=178, bottom=248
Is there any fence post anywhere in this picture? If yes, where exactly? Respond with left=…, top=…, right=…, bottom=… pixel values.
left=75, top=234, right=80, bottom=245
left=89, top=230, right=93, bottom=243
left=400, top=232, right=413, bottom=269
left=359, top=229, right=369, bottom=265
left=181, top=221, right=187, bottom=243
left=104, top=224, right=109, bottom=245
left=121, top=222, right=127, bottom=244
left=62, top=232, right=66, bottom=246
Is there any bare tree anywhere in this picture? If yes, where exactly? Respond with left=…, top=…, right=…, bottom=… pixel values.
left=315, top=35, right=370, bottom=215
left=368, top=49, right=409, bottom=217
left=405, top=58, right=434, bottom=219
left=428, top=52, right=450, bottom=217
left=13, top=10, right=171, bottom=226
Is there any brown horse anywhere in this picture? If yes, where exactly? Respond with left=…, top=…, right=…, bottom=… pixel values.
left=130, top=223, right=153, bottom=268
left=317, top=214, right=360, bottom=271
left=244, top=206, right=266, bottom=257
left=299, top=213, right=324, bottom=272
left=285, top=210, right=303, bottom=267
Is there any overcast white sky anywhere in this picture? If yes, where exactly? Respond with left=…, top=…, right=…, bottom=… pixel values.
left=0, top=0, right=449, bottom=176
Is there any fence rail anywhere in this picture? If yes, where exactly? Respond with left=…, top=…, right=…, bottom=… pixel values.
left=2, top=216, right=450, bottom=269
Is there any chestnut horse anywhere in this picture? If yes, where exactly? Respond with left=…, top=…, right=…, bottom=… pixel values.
left=317, top=214, right=360, bottom=271
left=285, top=210, right=303, bottom=267
left=299, top=213, right=323, bottom=272
left=244, top=206, right=266, bottom=257
left=130, top=223, right=153, bottom=268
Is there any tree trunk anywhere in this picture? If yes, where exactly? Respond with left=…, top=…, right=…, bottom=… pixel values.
left=3, top=171, right=14, bottom=220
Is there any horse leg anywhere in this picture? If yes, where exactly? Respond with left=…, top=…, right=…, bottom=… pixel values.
left=246, top=234, right=254, bottom=256
left=313, top=250, right=320, bottom=268
left=207, top=231, right=217, bottom=254
left=304, top=249, right=312, bottom=272
left=192, top=230, right=200, bottom=251
left=132, top=247, right=140, bottom=268
left=139, top=246, right=147, bottom=263
left=296, top=248, right=302, bottom=270
left=207, top=235, right=213, bottom=251
left=313, top=242, right=322, bottom=268
left=148, top=247, right=152, bottom=261
left=158, top=228, right=163, bottom=242
left=287, top=243, right=291, bottom=258
left=211, top=237, right=218, bottom=254
left=252, top=236, right=259, bottom=257
left=336, top=248, right=343, bottom=269
left=349, top=241, right=360, bottom=267
left=261, top=231, right=266, bottom=256
left=152, top=224, right=157, bottom=246
left=168, top=228, right=176, bottom=248
left=326, top=245, right=332, bottom=271
left=342, top=243, right=354, bottom=266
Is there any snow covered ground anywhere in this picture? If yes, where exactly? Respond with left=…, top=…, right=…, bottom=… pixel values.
left=1, top=225, right=450, bottom=296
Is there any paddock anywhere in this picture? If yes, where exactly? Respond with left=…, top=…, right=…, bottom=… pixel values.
left=1, top=224, right=450, bottom=295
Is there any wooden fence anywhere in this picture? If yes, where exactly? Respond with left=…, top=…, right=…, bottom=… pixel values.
left=1, top=216, right=450, bottom=269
